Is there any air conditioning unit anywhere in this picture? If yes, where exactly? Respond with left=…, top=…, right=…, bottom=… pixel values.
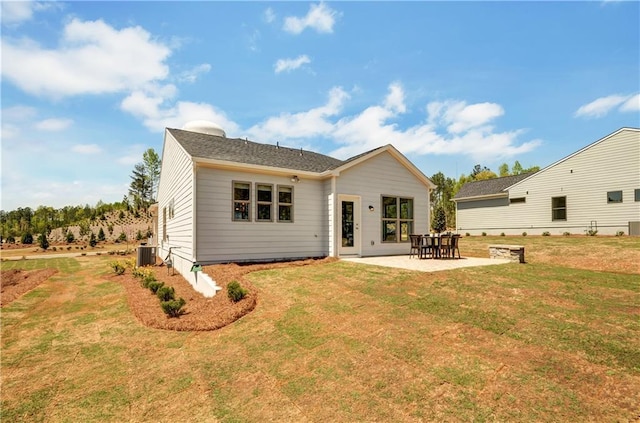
left=137, top=245, right=157, bottom=267
left=629, top=221, right=640, bottom=237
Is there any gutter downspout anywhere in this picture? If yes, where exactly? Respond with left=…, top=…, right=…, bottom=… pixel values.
left=331, top=174, right=338, bottom=257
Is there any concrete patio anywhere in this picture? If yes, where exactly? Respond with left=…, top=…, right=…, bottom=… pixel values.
left=341, top=255, right=511, bottom=272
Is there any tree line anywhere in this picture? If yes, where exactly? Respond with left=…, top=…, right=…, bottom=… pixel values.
left=430, top=160, right=539, bottom=231
left=0, top=148, right=161, bottom=244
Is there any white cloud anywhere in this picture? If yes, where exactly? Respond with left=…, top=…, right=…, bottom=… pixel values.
left=274, top=55, right=311, bottom=74
left=120, top=89, right=240, bottom=135
left=264, top=7, right=276, bottom=23
left=0, top=1, right=55, bottom=26
left=428, top=100, right=504, bottom=134
left=36, top=118, right=74, bottom=131
left=178, top=64, right=211, bottom=83
left=1, top=18, right=171, bottom=98
left=574, top=94, right=635, bottom=118
left=1, top=1, right=35, bottom=25
left=620, top=93, right=640, bottom=112
left=247, top=87, right=349, bottom=142
left=72, top=144, right=102, bottom=154
left=2, top=105, right=38, bottom=121
left=283, top=2, right=339, bottom=34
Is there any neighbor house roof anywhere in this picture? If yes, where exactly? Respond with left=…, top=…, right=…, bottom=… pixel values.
left=167, top=128, right=344, bottom=173
left=453, top=173, right=534, bottom=201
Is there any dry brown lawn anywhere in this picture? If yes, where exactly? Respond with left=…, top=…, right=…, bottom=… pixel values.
left=1, top=236, right=639, bottom=422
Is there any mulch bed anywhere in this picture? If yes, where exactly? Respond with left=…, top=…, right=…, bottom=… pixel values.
left=113, top=257, right=336, bottom=331
left=1, top=269, right=58, bottom=307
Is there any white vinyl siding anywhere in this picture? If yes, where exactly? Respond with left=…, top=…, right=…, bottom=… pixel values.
left=335, top=151, right=429, bottom=256
left=456, top=128, right=640, bottom=235
left=196, top=167, right=328, bottom=262
left=156, top=132, right=195, bottom=260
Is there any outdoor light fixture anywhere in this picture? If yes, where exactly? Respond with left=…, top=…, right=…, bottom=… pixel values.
left=369, top=205, right=375, bottom=211
left=291, top=175, right=300, bottom=183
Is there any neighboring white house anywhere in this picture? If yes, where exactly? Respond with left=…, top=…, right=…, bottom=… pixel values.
left=156, top=121, right=435, bottom=295
left=453, top=127, right=640, bottom=236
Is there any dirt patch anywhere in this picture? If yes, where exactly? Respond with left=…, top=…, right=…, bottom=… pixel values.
left=1, top=268, right=58, bottom=306
left=113, top=257, right=336, bottom=331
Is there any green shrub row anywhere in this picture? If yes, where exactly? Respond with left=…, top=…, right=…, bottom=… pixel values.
left=130, top=266, right=186, bottom=318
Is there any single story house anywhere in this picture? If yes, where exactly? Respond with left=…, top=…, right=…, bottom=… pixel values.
left=156, top=121, right=435, bottom=295
left=452, top=127, right=640, bottom=236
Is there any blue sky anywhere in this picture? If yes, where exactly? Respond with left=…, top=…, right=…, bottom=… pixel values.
left=1, top=1, right=638, bottom=211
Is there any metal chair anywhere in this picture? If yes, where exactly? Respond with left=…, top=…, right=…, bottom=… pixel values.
left=409, top=234, right=423, bottom=258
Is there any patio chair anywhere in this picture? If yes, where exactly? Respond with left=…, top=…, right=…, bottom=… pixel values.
left=439, top=234, right=452, bottom=259
left=421, top=235, right=435, bottom=259
left=409, top=234, right=423, bottom=259
left=450, top=234, right=461, bottom=259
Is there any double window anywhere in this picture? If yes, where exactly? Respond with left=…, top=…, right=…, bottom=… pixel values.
left=232, top=181, right=293, bottom=222
left=382, top=196, right=413, bottom=242
left=551, top=196, right=566, bottom=221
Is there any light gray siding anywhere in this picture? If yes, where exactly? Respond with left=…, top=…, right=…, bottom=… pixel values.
left=456, top=128, right=640, bottom=235
left=156, top=132, right=195, bottom=262
left=195, top=167, right=328, bottom=263
left=336, top=151, right=430, bottom=256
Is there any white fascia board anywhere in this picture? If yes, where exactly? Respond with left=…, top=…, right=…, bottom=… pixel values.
left=452, top=192, right=508, bottom=203
left=326, top=144, right=437, bottom=190
left=192, top=157, right=324, bottom=179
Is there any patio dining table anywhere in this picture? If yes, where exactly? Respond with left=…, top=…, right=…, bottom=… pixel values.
left=418, top=233, right=460, bottom=259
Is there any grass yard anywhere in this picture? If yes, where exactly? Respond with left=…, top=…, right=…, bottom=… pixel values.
left=1, top=237, right=639, bottom=422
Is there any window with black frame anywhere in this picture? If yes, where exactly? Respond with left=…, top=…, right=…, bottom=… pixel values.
left=382, top=196, right=413, bottom=242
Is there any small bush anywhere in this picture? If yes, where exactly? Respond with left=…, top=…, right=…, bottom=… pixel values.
left=481, top=232, right=487, bottom=237
left=465, top=233, right=470, bottom=237
left=585, top=229, right=598, bottom=236
left=615, top=231, right=625, bottom=237
left=66, top=231, right=75, bottom=243
left=563, top=231, right=571, bottom=236
left=542, top=231, right=551, bottom=236
left=109, top=261, right=125, bottom=275
left=500, top=232, right=505, bottom=237
left=157, top=286, right=176, bottom=302
left=227, top=281, right=248, bottom=302
left=161, top=298, right=186, bottom=318
left=141, top=273, right=156, bottom=288
left=522, top=232, right=527, bottom=237
left=52, top=246, right=57, bottom=251
left=148, top=281, right=164, bottom=294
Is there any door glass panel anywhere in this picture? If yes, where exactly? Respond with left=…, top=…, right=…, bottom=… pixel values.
left=342, top=201, right=354, bottom=247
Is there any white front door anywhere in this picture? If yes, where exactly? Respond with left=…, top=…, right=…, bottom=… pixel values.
left=338, top=195, right=361, bottom=256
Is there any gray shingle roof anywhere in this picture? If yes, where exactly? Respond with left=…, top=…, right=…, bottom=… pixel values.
left=168, top=128, right=344, bottom=173
left=453, top=173, right=535, bottom=200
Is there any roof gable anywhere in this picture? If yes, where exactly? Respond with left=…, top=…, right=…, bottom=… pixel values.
left=453, top=173, right=534, bottom=200
left=507, top=127, right=640, bottom=191
left=167, top=128, right=344, bottom=173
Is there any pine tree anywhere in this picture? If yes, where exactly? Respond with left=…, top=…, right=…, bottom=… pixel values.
left=98, top=227, right=106, bottom=241
left=432, top=205, right=447, bottom=233
left=38, top=232, right=49, bottom=250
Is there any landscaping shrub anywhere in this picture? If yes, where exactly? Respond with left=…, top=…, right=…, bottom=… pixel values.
left=585, top=229, right=598, bottom=236
left=142, top=273, right=156, bottom=288
left=21, top=232, right=33, bottom=245
left=148, top=281, right=165, bottom=294
left=563, top=231, right=571, bottom=236
left=481, top=232, right=487, bottom=237
left=522, top=232, right=527, bottom=236
left=66, top=231, right=75, bottom=243
left=118, top=232, right=127, bottom=242
left=615, top=231, right=625, bottom=236
left=89, top=233, right=97, bottom=247
left=157, top=286, right=176, bottom=302
left=109, top=260, right=125, bottom=275
left=227, top=281, right=248, bottom=302
left=161, top=298, right=186, bottom=317
left=500, top=232, right=505, bottom=237
left=465, top=233, right=470, bottom=237
left=542, top=231, right=551, bottom=236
